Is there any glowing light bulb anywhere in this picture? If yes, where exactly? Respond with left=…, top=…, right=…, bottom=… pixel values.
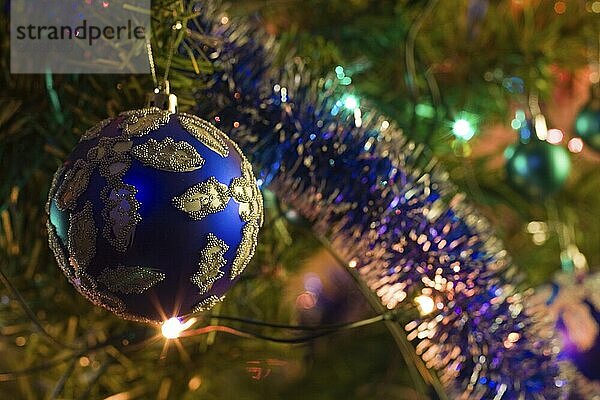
left=415, top=294, right=435, bottom=315
left=507, top=332, right=521, bottom=343
left=343, top=95, right=359, bottom=111
left=452, top=119, right=475, bottom=141
left=161, top=317, right=196, bottom=339
left=162, top=318, right=185, bottom=339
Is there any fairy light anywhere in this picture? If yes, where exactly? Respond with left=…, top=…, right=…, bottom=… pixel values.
left=161, top=317, right=196, bottom=339
left=354, top=107, right=363, bottom=127
left=296, top=291, right=317, bottom=309
left=415, top=103, right=435, bottom=118
left=188, top=376, right=202, bottom=391
left=526, top=221, right=547, bottom=233
left=415, top=294, right=435, bottom=315
left=568, top=137, right=584, bottom=153
left=343, top=94, right=359, bottom=111
left=546, top=129, right=563, bottom=144
left=508, top=332, right=521, bottom=343
left=452, top=119, right=475, bottom=141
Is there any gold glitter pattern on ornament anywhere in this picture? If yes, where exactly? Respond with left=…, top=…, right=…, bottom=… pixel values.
left=97, top=266, right=166, bottom=294
left=179, top=113, right=229, bottom=157
left=229, top=159, right=264, bottom=224
left=192, top=295, right=226, bottom=313
left=173, top=177, right=230, bottom=220
left=102, top=183, right=141, bottom=252
left=191, top=233, right=228, bottom=295
left=119, top=107, right=171, bottom=138
left=46, top=165, right=65, bottom=214
left=55, top=159, right=94, bottom=211
left=73, top=270, right=127, bottom=317
left=92, top=139, right=133, bottom=183
left=230, top=221, right=259, bottom=280
left=72, top=267, right=156, bottom=324
left=131, top=137, right=204, bottom=172
left=80, top=118, right=112, bottom=141
left=67, top=201, right=97, bottom=274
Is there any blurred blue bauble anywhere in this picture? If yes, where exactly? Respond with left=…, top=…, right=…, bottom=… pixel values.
left=46, top=108, right=263, bottom=323
left=557, top=300, right=600, bottom=382
left=505, top=138, right=571, bottom=198
left=574, top=100, right=600, bottom=153
left=540, top=273, right=600, bottom=398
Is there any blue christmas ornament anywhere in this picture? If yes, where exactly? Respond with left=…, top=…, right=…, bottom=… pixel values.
left=530, top=272, right=600, bottom=399
left=46, top=106, right=263, bottom=324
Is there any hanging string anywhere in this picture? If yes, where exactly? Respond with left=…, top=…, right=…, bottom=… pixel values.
left=162, top=24, right=179, bottom=86
left=145, top=35, right=158, bottom=88
left=144, top=17, right=182, bottom=91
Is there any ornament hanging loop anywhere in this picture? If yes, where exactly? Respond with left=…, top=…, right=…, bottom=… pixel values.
left=146, top=80, right=178, bottom=114
left=144, top=14, right=182, bottom=114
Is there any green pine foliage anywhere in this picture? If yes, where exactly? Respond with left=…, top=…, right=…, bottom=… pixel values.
left=1, top=0, right=599, bottom=398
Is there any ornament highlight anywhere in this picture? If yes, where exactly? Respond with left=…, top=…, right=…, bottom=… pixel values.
left=47, top=107, right=263, bottom=323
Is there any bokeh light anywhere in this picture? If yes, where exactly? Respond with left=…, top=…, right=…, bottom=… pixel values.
left=546, top=129, right=563, bottom=144
left=568, top=137, right=584, bottom=153
left=343, top=94, right=359, bottom=111
left=415, top=294, right=435, bottom=315
left=452, top=119, right=475, bottom=141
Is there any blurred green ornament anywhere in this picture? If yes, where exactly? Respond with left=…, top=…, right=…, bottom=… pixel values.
left=574, top=99, right=600, bottom=152
left=505, top=139, right=571, bottom=198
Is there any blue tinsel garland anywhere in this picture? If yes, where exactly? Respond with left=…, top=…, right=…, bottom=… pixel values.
left=189, top=2, right=563, bottom=398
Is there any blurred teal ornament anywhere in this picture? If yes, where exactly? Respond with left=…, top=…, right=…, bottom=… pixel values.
left=574, top=99, right=600, bottom=153
left=505, top=138, right=571, bottom=198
